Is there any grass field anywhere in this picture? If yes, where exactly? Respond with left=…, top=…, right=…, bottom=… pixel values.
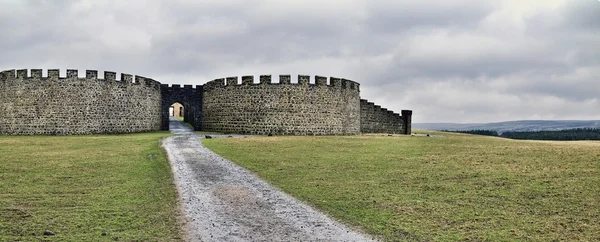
left=203, top=130, right=600, bottom=241
left=0, top=132, right=182, bottom=241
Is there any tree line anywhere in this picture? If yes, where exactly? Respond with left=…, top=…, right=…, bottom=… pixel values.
left=442, top=129, right=499, bottom=136
left=443, top=128, right=600, bottom=141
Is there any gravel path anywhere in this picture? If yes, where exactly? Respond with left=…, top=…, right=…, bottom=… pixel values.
left=162, top=118, right=376, bottom=242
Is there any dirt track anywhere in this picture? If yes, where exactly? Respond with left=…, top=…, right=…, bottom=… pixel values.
left=161, top=118, right=376, bottom=241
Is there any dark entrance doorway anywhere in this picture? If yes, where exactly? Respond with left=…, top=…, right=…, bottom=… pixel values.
left=161, top=84, right=203, bottom=131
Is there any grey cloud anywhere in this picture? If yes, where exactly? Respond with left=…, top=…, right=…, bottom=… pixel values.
left=561, top=1, right=600, bottom=30
left=353, top=1, right=600, bottom=121
left=1, top=0, right=599, bottom=122
left=363, top=0, right=494, bottom=33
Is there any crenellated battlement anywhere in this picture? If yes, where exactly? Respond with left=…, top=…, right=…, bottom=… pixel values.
left=160, top=83, right=203, bottom=94
left=0, top=68, right=162, bottom=135
left=360, top=99, right=401, bottom=117
left=1, top=68, right=411, bottom=136
left=359, top=98, right=410, bottom=134
left=0, top=69, right=161, bottom=90
left=201, top=74, right=363, bottom=135
left=203, top=75, right=360, bottom=92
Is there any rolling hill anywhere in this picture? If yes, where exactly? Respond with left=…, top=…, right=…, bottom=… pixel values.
left=413, top=120, right=600, bottom=134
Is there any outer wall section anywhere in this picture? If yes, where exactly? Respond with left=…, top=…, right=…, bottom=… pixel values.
left=359, top=99, right=412, bottom=135
left=360, top=99, right=404, bottom=134
left=0, top=69, right=162, bottom=135
left=202, top=75, right=361, bottom=135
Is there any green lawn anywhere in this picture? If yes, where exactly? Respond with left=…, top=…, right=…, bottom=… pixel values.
left=0, top=132, right=183, bottom=241
left=203, top=131, right=600, bottom=241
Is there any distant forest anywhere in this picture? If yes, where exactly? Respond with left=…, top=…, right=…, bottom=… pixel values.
left=444, top=128, right=600, bottom=141
left=445, top=129, right=500, bottom=136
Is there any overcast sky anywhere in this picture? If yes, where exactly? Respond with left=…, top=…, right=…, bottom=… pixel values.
left=1, top=0, right=599, bottom=123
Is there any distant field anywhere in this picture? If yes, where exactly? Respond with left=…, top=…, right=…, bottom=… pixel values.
left=0, top=133, right=182, bottom=241
left=203, top=130, right=600, bottom=241
left=413, top=120, right=600, bottom=134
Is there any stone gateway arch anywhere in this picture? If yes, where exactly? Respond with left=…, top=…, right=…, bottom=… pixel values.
left=0, top=69, right=412, bottom=136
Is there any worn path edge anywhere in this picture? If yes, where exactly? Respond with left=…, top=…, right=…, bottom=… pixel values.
left=161, top=118, right=377, bottom=242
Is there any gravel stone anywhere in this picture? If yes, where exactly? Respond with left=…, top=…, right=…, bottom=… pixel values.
left=162, top=118, right=377, bottom=241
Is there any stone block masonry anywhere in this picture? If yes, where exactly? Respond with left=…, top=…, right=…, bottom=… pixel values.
left=0, top=69, right=411, bottom=136
left=202, top=75, right=361, bottom=135
left=0, top=69, right=162, bottom=135
left=360, top=99, right=410, bottom=134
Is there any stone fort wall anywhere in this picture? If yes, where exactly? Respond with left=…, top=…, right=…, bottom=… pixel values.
left=201, top=75, right=361, bottom=135
left=0, top=69, right=162, bottom=135
left=360, top=100, right=411, bottom=134
left=0, top=68, right=411, bottom=136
